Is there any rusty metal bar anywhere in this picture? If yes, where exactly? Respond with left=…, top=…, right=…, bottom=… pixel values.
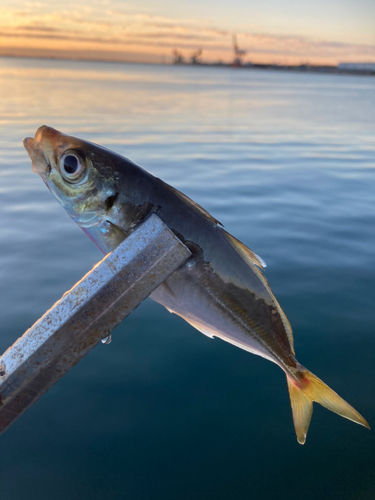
left=0, top=215, right=191, bottom=435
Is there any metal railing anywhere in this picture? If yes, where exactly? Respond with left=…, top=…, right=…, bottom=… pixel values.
left=0, top=215, right=191, bottom=435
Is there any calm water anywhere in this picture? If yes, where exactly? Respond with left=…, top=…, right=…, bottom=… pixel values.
left=0, top=58, right=374, bottom=500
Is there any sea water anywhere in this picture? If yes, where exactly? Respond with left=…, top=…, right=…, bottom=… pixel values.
left=0, top=57, right=374, bottom=500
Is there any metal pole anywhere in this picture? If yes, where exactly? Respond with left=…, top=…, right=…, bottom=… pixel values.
left=0, top=215, right=191, bottom=435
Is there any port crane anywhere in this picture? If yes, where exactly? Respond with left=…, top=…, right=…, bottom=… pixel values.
left=233, top=35, right=246, bottom=66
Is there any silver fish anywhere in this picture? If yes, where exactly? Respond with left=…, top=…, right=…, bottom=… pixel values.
left=23, top=125, right=369, bottom=444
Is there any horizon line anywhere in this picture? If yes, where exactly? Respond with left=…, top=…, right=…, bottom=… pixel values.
left=1, top=53, right=375, bottom=72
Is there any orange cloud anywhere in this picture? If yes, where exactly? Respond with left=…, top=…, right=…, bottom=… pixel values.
left=0, top=5, right=374, bottom=65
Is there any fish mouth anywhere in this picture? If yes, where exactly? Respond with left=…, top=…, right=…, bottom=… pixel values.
left=23, top=137, right=34, bottom=159
left=23, top=125, right=52, bottom=180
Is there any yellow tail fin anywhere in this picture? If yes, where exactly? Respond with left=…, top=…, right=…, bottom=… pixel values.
left=287, top=368, right=370, bottom=444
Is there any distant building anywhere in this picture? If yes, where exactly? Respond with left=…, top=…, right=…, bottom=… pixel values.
left=338, top=63, right=375, bottom=71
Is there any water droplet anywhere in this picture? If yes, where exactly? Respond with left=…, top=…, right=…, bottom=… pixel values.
left=101, top=334, right=112, bottom=345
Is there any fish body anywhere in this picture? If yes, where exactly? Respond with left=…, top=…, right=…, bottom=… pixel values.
left=23, top=125, right=369, bottom=444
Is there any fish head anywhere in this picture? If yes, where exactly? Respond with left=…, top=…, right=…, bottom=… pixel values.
left=23, top=125, right=127, bottom=253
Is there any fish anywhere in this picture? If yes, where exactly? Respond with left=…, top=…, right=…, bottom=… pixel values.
left=23, top=125, right=369, bottom=444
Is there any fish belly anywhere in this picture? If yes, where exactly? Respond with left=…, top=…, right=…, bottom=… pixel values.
left=150, top=264, right=279, bottom=366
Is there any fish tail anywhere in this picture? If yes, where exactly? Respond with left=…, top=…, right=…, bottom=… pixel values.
left=287, top=367, right=370, bottom=445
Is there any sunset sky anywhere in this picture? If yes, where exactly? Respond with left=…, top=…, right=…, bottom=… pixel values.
left=0, top=0, right=374, bottom=65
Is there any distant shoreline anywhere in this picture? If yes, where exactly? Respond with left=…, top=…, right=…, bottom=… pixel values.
left=1, top=54, right=374, bottom=77
left=206, top=62, right=375, bottom=77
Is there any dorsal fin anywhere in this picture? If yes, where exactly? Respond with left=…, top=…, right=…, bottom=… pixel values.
left=164, top=183, right=222, bottom=227
left=222, top=230, right=266, bottom=270
left=222, top=228, right=295, bottom=353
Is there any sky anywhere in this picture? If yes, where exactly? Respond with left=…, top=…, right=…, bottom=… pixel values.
left=0, top=0, right=374, bottom=65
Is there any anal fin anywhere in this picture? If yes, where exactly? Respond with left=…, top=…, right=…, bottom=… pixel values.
left=180, top=316, right=216, bottom=339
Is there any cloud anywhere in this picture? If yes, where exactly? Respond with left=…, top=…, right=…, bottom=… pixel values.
left=0, top=28, right=215, bottom=45
left=0, top=4, right=374, bottom=65
left=15, top=25, right=59, bottom=32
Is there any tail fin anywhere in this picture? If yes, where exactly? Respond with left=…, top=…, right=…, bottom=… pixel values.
left=287, top=368, right=370, bottom=444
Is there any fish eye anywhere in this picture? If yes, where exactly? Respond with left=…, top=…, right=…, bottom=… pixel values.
left=60, top=152, right=85, bottom=182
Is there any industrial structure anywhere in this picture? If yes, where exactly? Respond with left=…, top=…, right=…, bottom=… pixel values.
left=232, top=35, right=247, bottom=66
